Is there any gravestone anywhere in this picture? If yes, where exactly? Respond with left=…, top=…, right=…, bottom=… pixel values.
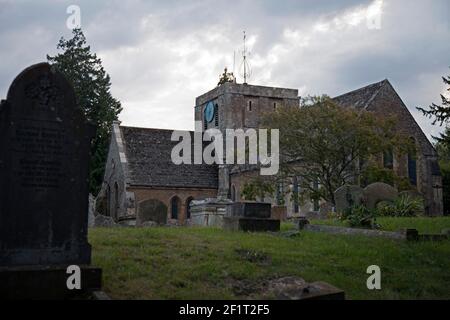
left=334, top=185, right=364, bottom=213
left=363, top=182, right=398, bottom=209
left=229, top=202, right=271, bottom=218
left=318, top=202, right=334, bottom=219
left=224, top=202, right=280, bottom=232
left=138, top=199, right=168, bottom=225
left=0, top=63, right=101, bottom=299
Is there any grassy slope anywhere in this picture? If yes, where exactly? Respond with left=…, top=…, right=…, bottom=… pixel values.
left=311, top=216, right=450, bottom=233
left=90, top=217, right=450, bottom=300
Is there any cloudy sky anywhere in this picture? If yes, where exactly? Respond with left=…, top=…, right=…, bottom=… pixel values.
left=0, top=0, right=449, bottom=140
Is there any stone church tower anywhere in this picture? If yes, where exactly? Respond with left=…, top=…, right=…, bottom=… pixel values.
left=195, top=82, right=299, bottom=131
left=194, top=82, right=299, bottom=201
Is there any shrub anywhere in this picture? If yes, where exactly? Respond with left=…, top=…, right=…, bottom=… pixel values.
left=377, top=194, right=424, bottom=217
left=341, top=205, right=380, bottom=229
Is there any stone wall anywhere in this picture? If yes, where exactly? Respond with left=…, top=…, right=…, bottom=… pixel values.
left=129, top=186, right=217, bottom=225
left=101, top=121, right=129, bottom=221
left=368, top=83, right=443, bottom=215
left=195, top=83, right=299, bottom=132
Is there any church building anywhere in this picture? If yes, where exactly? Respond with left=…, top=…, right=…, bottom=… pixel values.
left=98, top=78, right=443, bottom=225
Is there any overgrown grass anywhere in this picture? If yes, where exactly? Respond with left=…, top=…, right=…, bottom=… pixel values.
left=311, top=216, right=450, bottom=233
left=89, top=218, right=450, bottom=300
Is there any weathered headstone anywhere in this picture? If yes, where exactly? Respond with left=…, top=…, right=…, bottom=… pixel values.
left=318, top=202, right=334, bottom=219
left=363, top=182, right=398, bottom=209
left=0, top=63, right=101, bottom=299
left=334, top=185, right=364, bottom=213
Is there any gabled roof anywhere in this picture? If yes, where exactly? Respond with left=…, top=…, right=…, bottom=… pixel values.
left=333, top=79, right=389, bottom=109
left=120, top=126, right=218, bottom=189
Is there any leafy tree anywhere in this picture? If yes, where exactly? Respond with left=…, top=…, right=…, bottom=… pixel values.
left=47, top=28, right=122, bottom=195
left=247, top=96, right=408, bottom=205
left=241, top=177, right=275, bottom=202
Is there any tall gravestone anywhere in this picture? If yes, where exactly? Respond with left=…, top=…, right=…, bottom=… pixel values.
left=0, top=63, right=101, bottom=299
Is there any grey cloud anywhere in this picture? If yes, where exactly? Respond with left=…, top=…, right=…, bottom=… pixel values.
left=0, top=0, right=448, bottom=141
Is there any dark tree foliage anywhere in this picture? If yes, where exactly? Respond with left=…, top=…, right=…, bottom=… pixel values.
left=47, top=28, right=122, bottom=195
left=435, top=128, right=450, bottom=215
left=417, top=70, right=450, bottom=126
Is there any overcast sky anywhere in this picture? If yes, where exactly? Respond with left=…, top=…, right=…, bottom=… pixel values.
left=0, top=0, right=449, bottom=141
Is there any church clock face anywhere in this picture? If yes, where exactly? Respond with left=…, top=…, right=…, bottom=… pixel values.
left=204, top=101, right=215, bottom=123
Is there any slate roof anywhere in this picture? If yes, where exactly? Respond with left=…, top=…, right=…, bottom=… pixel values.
left=120, top=126, right=218, bottom=188
left=333, top=79, right=389, bottom=109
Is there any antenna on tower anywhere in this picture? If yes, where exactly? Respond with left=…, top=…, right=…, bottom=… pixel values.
left=240, top=31, right=252, bottom=84
left=233, top=51, right=236, bottom=76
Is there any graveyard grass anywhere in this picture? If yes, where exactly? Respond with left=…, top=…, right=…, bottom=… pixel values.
left=89, top=217, right=450, bottom=300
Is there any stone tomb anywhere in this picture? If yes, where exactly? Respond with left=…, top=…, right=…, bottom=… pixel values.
left=334, top=185, right=364, bottom=213
left=0, top=63, right=101, bottom=299
left=223, top=202, right=280, bottom=232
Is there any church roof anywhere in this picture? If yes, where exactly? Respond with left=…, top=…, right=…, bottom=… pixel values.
left=333, top=79, right=390, bottom=109
left=120, top=126, right=218, bottom=189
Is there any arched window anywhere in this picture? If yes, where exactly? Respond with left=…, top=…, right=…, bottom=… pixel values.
left=408, top=138, right=417, bottom=186
left=383, top=148, right=393, bottom=169
left=231, top=185, right=236, bottom=202
left=186, top=197, right=194, bottom=219
left=106, top=185, right=111, bottom=216
left=292, top=177, right=299, bottom=213
left=114, top=182, right=119, bottom=219
left=171, top=196, right=181, bottom=220
left=276, top=182, right=284, bottom=205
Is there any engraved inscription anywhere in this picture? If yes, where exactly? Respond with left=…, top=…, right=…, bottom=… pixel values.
left=25, top=74, right=63, bottom=111
left=12, top=121, right=70, bottom=190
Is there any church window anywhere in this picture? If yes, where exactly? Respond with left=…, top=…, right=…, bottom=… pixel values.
left=273, top=102, right=277, bottom=110
left=171, top=196, right=181, bottom=220
left=383, top=149, right=393, bottom=169
left=106, top=185, right=111, bottom=216
left=408, top=138, right=417, bottom=186
left=313, top=180, right=319, bottom=211
left=248, top=100, right=252, bottom=112
left=114, top=182, right=119, bottom=219
left=293, top=177, right=300, bottom=213
left=276, top=182, right=284, bottom=205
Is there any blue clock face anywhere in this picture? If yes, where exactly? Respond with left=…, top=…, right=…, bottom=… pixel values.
left=204, top=101, right=215, bottom=123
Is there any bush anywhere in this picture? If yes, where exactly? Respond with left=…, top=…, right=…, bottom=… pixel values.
left=377, top=194, right=424, bottom=217
left=341, top=205, right=380, bottom=229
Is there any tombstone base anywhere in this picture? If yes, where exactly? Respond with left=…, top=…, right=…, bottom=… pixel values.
left=223, top=217, right=281, bottom=232
left=190, top=198, right=234, bottom=227
left=0, top=243, right=92, bottom=266
left=0, top=265, right=102, bottom=300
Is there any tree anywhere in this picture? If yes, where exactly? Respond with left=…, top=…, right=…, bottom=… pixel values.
left=417, top=69, right=450, bottom=126
left=47, top=28, right=122, bottom=195
left=435, top=127, right=450, bottom=215
left=418, top=69, right=450, bottom=150
left=249, top=96, right=408, bottom=205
